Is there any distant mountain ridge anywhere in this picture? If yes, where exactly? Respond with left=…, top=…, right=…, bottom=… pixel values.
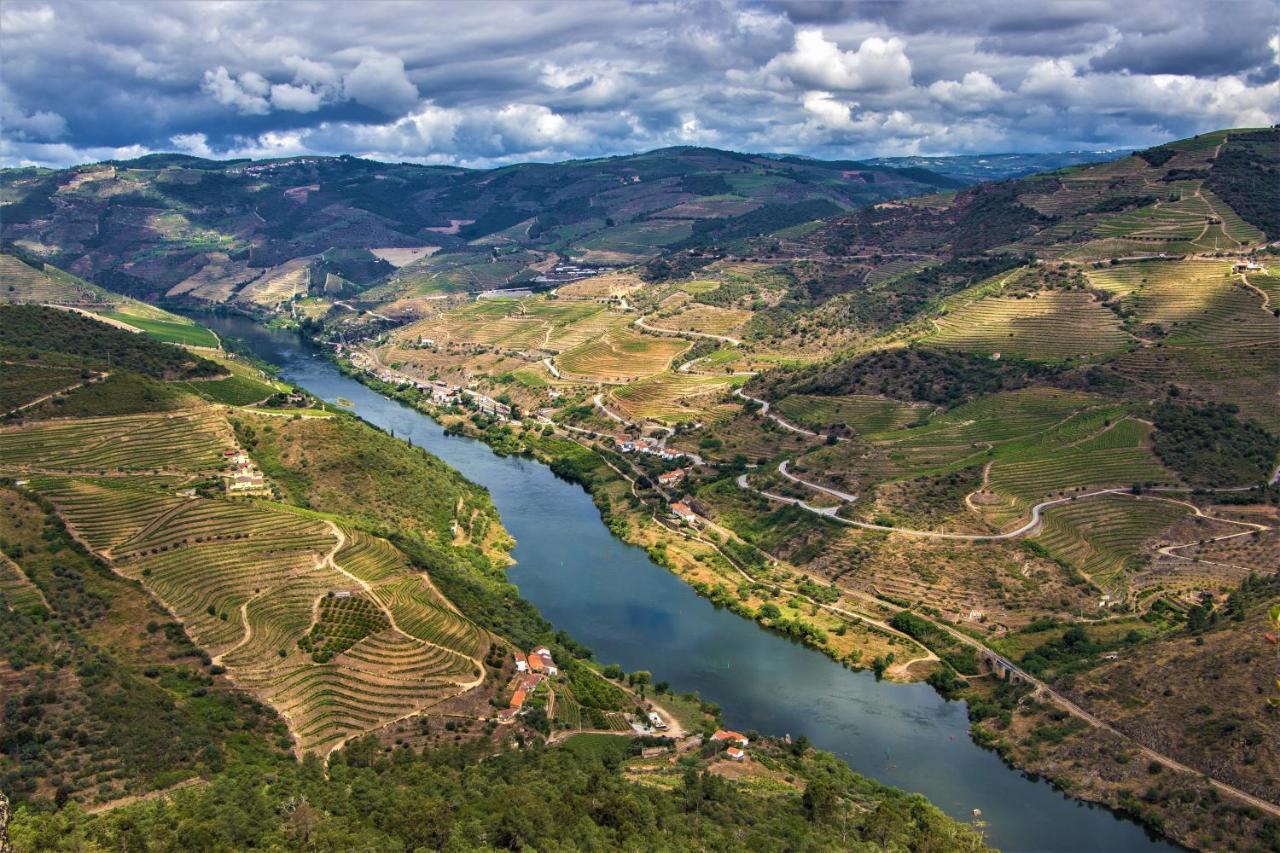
left=0, top=146, right=960, bottom=304
left=863, top=150, right=1125, bottom=182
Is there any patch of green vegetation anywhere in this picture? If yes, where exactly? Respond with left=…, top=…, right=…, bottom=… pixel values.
left=1151, top=401, right=1280, bottom=487
left=0, top=305, right=223, bottom=380
left=19, top=371, right=197, bottom=419
left=11, top=734, right=989, bottom=852
left=98, top=312, right=220, bottom=348
left=299, top=593, right=389, bottom=662
left=888, top=611, right=979, bottom=674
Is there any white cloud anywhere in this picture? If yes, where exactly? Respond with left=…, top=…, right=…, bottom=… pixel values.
left=343, top=54, right=419, bottom=114
left=170, top=132, right=213, bottom=157
left=927, top=71, right=1005, bottom=109
left=765, top=30, right=913, bottom=92
left=0, top=4, right=54, bottom=35
left=201, top=66, right=270, bottom=115
left=270, top=83, right=325, bottom=113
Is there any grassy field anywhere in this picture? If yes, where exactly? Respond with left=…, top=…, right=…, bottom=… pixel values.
left=99, top=312, right=220, bottom=348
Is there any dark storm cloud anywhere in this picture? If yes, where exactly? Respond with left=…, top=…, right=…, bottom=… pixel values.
left=1, top=0, right=1275, bottom=168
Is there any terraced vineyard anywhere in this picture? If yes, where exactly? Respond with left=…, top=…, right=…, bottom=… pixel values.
left=651, top=304, right=752, bottom=337
left=1247, top=271, right=1280, bottom=305
left=609, top=372, right=742, bottom=424
left=1085, top=257, right=1274, bottom=343
left=0, top=410, right=235, bottom=471
left=18, top=469, right=491, bottom=756
left=334, top=530, right=411, bottom=583
left=776, top=394, right=926, bottom=434
left=986, top=418, right=1175, bottom=512
left=373, top=575, right=487, bottom=661
left=0, top=552, right=46, bottom=613
left=30, top=476, right=186, bottom=552
left=928, top=290, right=1131, bottom=360
left=557, top=328, right=689, bottom=382
left=1035, top=493, right=1191, bottom=595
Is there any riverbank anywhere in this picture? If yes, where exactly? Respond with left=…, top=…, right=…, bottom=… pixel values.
left=335, top=358, right=928, bottom=683
left=326, top=359, right=1277, bottom=852
left=191, top=312, right=1185, bottom=852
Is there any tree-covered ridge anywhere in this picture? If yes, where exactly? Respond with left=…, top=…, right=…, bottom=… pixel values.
left=10, top=736, right=990, bottom=853
left=0, top=305, right=222, bottom=380
left=1205, top=127, right=1280, bottom=240
left=1151, top=401, right=1280, bottom=488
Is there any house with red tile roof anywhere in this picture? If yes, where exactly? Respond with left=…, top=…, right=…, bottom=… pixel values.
left=670, top=501, right=697, bottom=523
left=725, top=746, right=746, bottom=761
left=657, top=468, right=686, bottom=487
left=711, top=729, right=749, bottom=747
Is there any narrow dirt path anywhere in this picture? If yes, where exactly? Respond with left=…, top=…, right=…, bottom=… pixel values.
left=4, top=371, right=108, bottom=416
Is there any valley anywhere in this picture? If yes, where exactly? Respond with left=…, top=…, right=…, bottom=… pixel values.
left=2, top=126, right=1277, bottom=853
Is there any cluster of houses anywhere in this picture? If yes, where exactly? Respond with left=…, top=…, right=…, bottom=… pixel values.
left=1233, top=260, right=1265, bottom=273
left=711, top=729, right=750, bottom=762
left=498, top=646, right=559, bottom=723
left=346, top=350, right=515, bottom=419
left=615, top=434, right=687, bottom=461
left=223, top=449, right=268, bottom=495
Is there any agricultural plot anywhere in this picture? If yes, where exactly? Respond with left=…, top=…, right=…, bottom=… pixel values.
left=557, top=328, right=689, bottom=382
left=928, top=290, right=1130, bottom=360
left=373, top=575, right=487, bottom=661
left=1034, top=494, right=1190, bottom=594
left=0, top=410, right=235, bottom=471
left=574, top=219, right=693, bottom=262
left=0, top=362, right=83, bottom=411
left=608, top=373, right=743, bottom=424
left=0, top=551, right=47, bottom=613
left=651, top=305, right=752, bottom=337
left=555, top=270, right=645, bottom=299
left=29, top=468, right=487, bottom=755
left=235, top=257, right=312, bottom=306
left=986, top=418, right=1175, bottom=510
left=301, top=593, right=390, bottom=662
left=29, top=476, right=186, bottom=552
left=1246, top=271, right=1280, bottom=305
left=0, top=254, right=100, bottom=303
left=167, top=252, right=259, bottom=303
left=97, top=312, right=220, bottom=348
left=406, top=299, right=620, bottom=353
left=776, top=394, right=925, bottom=434
left=1086, top=259, right=1273, bottom=346
left=334, top=530, right=410, bottom=583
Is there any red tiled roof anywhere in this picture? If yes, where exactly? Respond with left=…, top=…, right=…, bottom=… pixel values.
left=509, top=689, right=526, bottom=709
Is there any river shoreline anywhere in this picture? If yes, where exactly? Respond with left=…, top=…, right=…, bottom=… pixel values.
left=191, top=311, right=1181, bottom=853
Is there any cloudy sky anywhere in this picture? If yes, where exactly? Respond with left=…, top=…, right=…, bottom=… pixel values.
left=2, top=0, right=1276, bottom=168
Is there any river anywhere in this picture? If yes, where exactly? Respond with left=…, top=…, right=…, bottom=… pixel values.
left=200, top=313, right=1174, bottom=853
